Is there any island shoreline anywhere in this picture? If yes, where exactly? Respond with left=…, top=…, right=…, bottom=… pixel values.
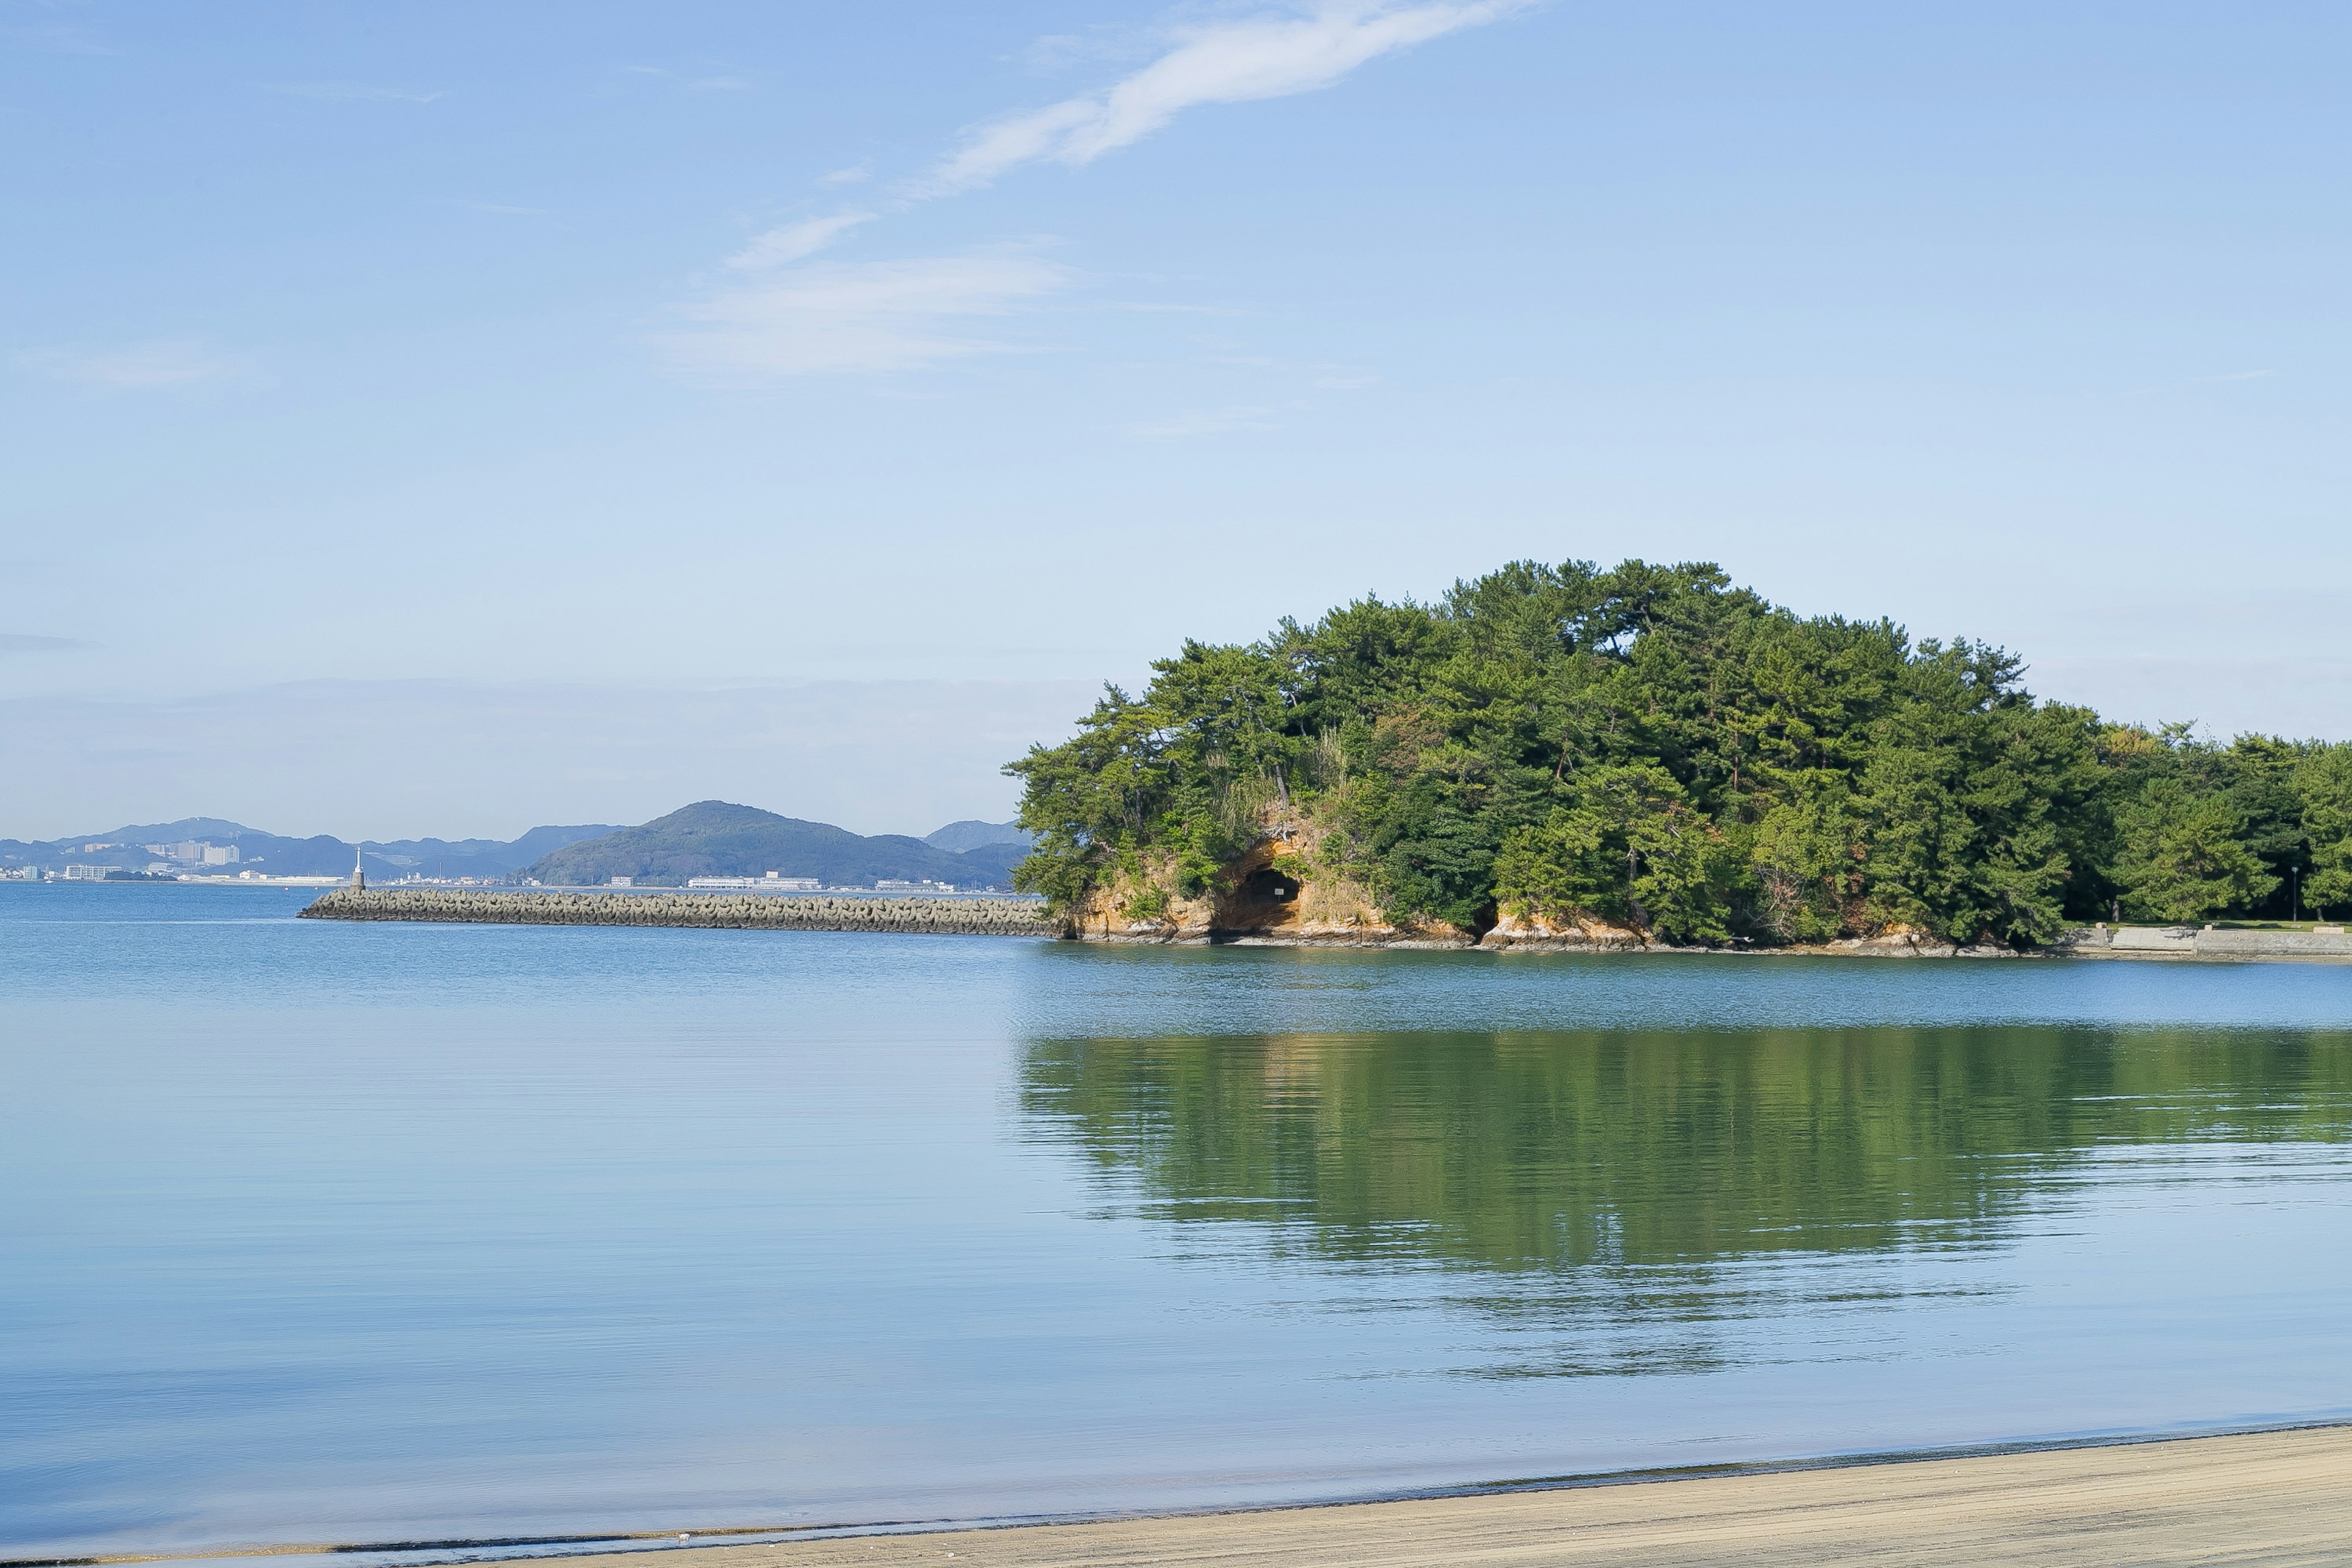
left=297, top=888, right=2352, bottom=962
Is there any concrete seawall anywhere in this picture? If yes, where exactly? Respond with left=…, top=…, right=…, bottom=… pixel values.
left=2059, top=923, right=2352, bottom=961
left=301, top=888, right=1064, bottom=937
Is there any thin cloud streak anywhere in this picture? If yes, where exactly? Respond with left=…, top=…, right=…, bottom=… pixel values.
left=930, top=1, right=1530, bottom=192
left=660, top=252, right=1074, bottom=379
left=728, top=213, right=876, bottom=270
left=18, top=339, right=243, bottom=390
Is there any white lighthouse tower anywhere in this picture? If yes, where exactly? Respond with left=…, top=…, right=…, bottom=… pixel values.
left=350, top=846, right=366, bottom=891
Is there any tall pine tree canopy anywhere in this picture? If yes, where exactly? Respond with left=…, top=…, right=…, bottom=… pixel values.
left=1008, top=559, right=2349, bottom=946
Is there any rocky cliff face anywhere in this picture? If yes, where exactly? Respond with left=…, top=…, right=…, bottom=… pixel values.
left=1066, top=820, right=1478, bottom=948
left=1480, top=911, right=1649, bottom=952
left=1056, top=810, right=2034, bottom=954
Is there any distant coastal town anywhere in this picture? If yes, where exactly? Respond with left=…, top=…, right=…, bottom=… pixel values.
left=0, top=805, right=1034, bottom=892
left=8, top=836, right=346, bottom=886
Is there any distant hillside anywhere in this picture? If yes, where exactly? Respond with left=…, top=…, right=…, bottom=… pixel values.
left=524, top=802, right=1025, bottom=889
left=1, top=819, right=618, bottom=879
left=364, top=824, right=618, bottom=878
left=0, top=809, right=1028, bottom=888
left=948, top=840, right=1029, bottom=884
left=922, top=819, right=1035, bottom=854
left=86, top=816, right=254, bottom=843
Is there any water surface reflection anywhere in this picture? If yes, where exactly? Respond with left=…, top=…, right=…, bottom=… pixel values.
left=1020, top=1028, right=2352, bottom=1376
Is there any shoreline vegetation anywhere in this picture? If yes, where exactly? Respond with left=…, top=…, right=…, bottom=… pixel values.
left=532, top=1425, right=2352, bottom=1567
left=1009, top=559, right=2352, bottom=952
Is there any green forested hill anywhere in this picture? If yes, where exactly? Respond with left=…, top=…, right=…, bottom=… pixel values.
left=524, top=801, right=1019, bottom=888
left=1007, top=559, right=2352, bottom=945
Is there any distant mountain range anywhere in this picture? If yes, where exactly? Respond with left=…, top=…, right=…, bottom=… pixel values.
left=524, top=802, right=1032, bottom=888
left=0, top=807, right=1035, bottom=889
left=0, top=818, right=619, bottom=879
left=921, top=818, right=1033, bottom=854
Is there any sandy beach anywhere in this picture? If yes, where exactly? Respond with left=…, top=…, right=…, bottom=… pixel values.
left=565, top=1427, right=2352, bottom=1568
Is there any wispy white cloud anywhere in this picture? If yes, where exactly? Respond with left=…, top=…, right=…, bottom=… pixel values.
left=659, top=252, right=1074, bottom=379
left=930, top=1, right=1529, bottom=192
left=1126, top=404, right=1284, bottom=437
left=1010, top=26, right=1162, bottom=75
left=671, top=2, right=1525, bottom=382
left=1011, top=33, right=1096, bottom=72
left=818, top=159, right=874, bottom=187
left=266, top=82, right=446, bottom=104
left=18, top=339, right=243, bottom=390
left=727, top=212, right=875, bottom=270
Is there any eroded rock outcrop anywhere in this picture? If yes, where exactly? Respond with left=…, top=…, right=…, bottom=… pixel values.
left=1065, top=827, right=1477, bottom=947
left=1480, top=912, right=1648, bottom=953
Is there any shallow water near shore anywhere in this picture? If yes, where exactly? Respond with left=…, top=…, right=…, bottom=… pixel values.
left=6, top=884, right=2351, bottom=1562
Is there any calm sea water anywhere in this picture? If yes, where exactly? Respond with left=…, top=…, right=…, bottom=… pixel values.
left=6, top=885, right=2351, bottom=1561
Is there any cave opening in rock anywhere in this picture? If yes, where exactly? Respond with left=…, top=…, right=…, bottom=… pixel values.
left=1240, top=867, right=1300, bottom=903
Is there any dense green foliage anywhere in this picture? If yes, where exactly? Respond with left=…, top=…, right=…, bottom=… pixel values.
left=1008, top=559, right=2352, bottom=944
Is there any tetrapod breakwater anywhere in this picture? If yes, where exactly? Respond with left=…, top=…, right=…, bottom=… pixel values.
left=300, top=888, right=1065, bottom=937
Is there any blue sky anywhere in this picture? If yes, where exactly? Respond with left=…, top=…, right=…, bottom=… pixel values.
left=5, top=1, right=2347, bottom=839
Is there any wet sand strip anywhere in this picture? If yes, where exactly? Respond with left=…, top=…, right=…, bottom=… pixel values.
left=575, top=1425, right=2352, bottom=1568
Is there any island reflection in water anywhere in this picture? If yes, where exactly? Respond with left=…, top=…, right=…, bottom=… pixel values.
left=1018, top=1027, right=2352, bottom=1379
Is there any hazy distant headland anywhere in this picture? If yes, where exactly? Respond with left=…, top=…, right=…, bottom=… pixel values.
left=0, top=808, right=1033, bottom=892
left=0, top=818, right=619, bottom=884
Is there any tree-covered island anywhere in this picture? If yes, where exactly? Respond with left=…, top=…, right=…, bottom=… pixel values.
left=1008, top=559, right=2352, bottom=949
